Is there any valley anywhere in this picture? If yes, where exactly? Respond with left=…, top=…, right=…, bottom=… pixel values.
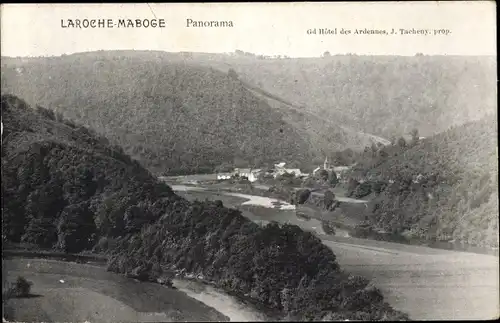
left=1, top=49, right=498, bottom=322
left=167, top=181, right=499, bottom=320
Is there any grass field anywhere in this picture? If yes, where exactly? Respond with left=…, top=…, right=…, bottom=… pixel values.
left=175, top=189, right=248, bottom=208
left=2, top=258, right=229, bottom=322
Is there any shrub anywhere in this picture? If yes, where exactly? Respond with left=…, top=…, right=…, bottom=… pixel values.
left=4, top=276, right=33, bottom=299
left=321, top=220, right=336, bottom=235
left=15, top=276, right=32, bottom=297
left=296, top=189, right=311, bottom=204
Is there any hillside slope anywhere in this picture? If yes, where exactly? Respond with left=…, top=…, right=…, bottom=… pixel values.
left=346, top=117, right=498, bottom=248
left=1, top=55, right=311, bottom=174
left=4, top=52, right=493, bottom=153
left=206, top=54, right=497, bottom=139
left=1, top=94, right=408, bottom=321
left=1, top=94, right=174, bottom=250
left=93, top=51, right=494, bottom=141
left=1, top=53, right=378, bottom=174
left=241, top=80, right=383, bottom=157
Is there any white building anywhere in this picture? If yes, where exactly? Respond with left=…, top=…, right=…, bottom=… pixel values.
left=273, top=162, right=303, bottom=178
left=233, top=168, right=262, bottom=182
left=216, top=172, right=233, bottom=180
left=311, top=157, right=351, bottom=180
left=284, top=168, right=302, bottom=176
left=313, top=157, right=331, bottom=175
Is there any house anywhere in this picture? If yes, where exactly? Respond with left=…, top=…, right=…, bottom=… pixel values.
left=333, top=166, right=350, bottom=172
left=333, top=166, right=350, bottom=180
left=311, top=157, right=351, bottom=180
left=284, top=168, right=302, bottom=176
left=216, top=172, right=233, bottom=180
left=233, top=168, right=262, bottom=182
left=273, top=162, right=303, bottom=178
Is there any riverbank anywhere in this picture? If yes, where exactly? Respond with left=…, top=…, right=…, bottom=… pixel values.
left=169, top=183, right=499, bottom=320
left=171, top=182, right=499, bottom=256
left=2, top=256, right=230, bottom=322
left=2, top=249, right=274, bottom=322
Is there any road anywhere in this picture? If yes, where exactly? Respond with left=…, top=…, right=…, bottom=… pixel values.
left=172, top=184, right=500, bottom=320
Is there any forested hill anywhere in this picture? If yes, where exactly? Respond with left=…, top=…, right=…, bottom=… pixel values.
left=202, top=54, right=497, bottom=139
left=4, top=52, right=494, bottom=151
left=352, top=117, right=497, bottom=180
left=1, top=94, right=408, bottom=321
left=346, top=116, right=498, bottom=248
left=1, top=53, right=375, bottom=175
left=1, top=94, right=173, bottom=249
left=53, top=51, right=495, bottom=140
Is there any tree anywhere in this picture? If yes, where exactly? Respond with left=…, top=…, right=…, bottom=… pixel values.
left=347, top=178, right=360, bottom=197
left=56, top=202, right=97, bottom=253
left=410, top=128, right=420, bottom=145
left=15, top=276, right=33, bottom=297
left=371, top=142, right=378, bottom=157
left=5, top=276, right=33, bottom=299
left=323, top=190, right=336, bottom=210
left=397, top=137, right=407, bottom=148
left=328, top=171, right=338, bottom=187
left=318, top=169, right=329, bottom=182
left=410, top=128, right=419, bottom=139
left=322, top=51, right=331, bottom=58
left=321, top=220, right=336, bottom=235
left=296, top=189, right=311, bottom=204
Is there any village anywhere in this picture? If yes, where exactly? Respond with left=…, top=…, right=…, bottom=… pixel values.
left=215, top=158, right=351, bottom=183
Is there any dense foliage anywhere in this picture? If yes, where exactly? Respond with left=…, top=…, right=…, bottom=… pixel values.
left=1, top=53, right=376, bottom=175
left=4, top=52, right=494, bottom=173
left=216, top=54, right=496, bottom=139
left=107, top=202, right=407, bottom=321
left=1, top=95, right=409, bottom=321
left=1, top=95, right=177, bottom=252
left=1, top=55, right=315, bottom=174
left=344, top=118, right=498, bottom=248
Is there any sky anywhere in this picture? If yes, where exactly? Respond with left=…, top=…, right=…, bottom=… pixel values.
left=0, top=2, right=497, bottom=57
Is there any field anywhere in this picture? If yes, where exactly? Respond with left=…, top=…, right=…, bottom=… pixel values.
left=324, top=239, right=500, bottom=320
left=2, top=258, right=229, bottom=322
left=175, top=189, right=248, bottom=208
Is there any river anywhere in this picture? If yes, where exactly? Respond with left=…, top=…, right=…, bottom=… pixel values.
left=172, top=279, right=269, bottom=322
left=170, top=184, right=500, bottom=320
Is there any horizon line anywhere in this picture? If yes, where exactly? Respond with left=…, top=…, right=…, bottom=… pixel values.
left=1, top=49, right=497, bottom=59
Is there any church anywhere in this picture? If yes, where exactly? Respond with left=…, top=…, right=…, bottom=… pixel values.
left=312, top=157, right=332, bottom=175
